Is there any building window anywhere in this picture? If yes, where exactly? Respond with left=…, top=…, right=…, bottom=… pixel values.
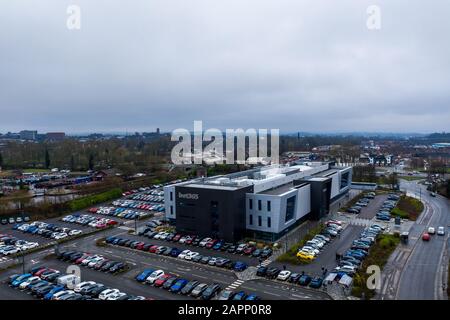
left=249, top=215, right=253, bottom=225
left=170, top=206, right=173, bottom=215
left=249, top=199, right=253, bottom=210
left=258, top=200, right=262, bottom=211
left=340, top=172, right=350, bottom=189
left=170, top=192, right=173, bottom=201
left=267, top=217, right=271, bottom=228
left=267, top=201, right=271, bottom=212
left=258, top=216, right=262, bottom=227
left=285, top=196, right=296, bottom=222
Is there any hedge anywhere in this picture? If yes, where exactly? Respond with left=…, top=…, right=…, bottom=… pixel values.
left=67, top=188, right=123, bottom=211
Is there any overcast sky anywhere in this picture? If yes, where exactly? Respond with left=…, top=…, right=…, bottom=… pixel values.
left=1, top=0, right=449, bottom=134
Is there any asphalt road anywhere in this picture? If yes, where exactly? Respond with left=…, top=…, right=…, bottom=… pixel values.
left=393, top=180, right=449, bottom=300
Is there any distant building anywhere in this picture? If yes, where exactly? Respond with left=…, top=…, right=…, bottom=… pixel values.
left=46, top=132, right=66, bottom=141
left=19, top=130, right=38, bottom=140
left=431, top=143, right=450, bottom=149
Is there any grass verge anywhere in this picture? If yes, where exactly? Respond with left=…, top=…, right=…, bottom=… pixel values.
left=276, top=223, right=324, bottom=265
left=391, top=195, right=424, bottom=221
left=351, top=234, right=400, bottom=299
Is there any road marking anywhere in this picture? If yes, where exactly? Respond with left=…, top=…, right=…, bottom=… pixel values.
left=263, top=291, right=281, bottom=297
left=225, top=279, right=245, bottom=291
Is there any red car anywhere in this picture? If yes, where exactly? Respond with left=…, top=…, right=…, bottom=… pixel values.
left=32, top=267, right=47, bottom=276
left=205, top=239, right=218, bottom=249
left=422, top=233, right=430, bottom=241
left=136, top=242, right=146, bottom=250
left=149, top=245, right=159, bottom=253
left=75, top=253, right=90, bottom=264
left=243, top=246, right=256, bottom=255
left=172, top=234, right=182, bottom=242
left=106, top=220, right=118, bottom=226
left=185, top=236, right=194, bottom=245
left=88, top=208, right=98, bottom=213
left=34, top=268, right=50, bottom=277
left=154, top=274, right=171, bottom=287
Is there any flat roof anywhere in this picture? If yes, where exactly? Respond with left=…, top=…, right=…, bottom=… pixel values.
left=260, top=182, right=295, bottom=195
left=181, top=183, right=241, bottom=191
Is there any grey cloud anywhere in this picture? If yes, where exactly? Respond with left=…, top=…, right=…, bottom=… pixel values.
left=0, top=0, right=449, bottom=134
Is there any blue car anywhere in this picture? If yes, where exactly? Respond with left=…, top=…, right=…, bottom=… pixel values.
left=112, top=238, right=122, bottom=245
left=106, top=236, right=116, bottom=244
left=232, top=291, right=246, bottom=300
left=309, top=277, right=323, bottom=288
left=11, top=273, right=32, bottom=287
left=245, top=294, right=260, bottom=300
left=170, top=248, right=182, bottom=257
left=298, top=275, right=312, bottom=286
left=13, top=224, right=22, bottom=230
left=170, top=279, right=189, bottom=293
left=233, top=262, right=247, bottom=272
left=136, top=269, right=155, bottom=282
left=26, top=226, right=37, bottom=233
left=213, top=241, right=224, bottom=250
left=43, top=286, right=65, bottom=300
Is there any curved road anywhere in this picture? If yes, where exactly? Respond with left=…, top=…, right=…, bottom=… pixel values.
left=385, top=180, right=449, bottom=300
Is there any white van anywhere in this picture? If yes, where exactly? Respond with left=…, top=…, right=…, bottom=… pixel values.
left=56, top=274, right=80, bottom=288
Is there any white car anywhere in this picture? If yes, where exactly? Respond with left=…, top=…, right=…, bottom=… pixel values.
left=81, top=255, right=100, bottom=266
left=106, top=292, right=127, bottom=300
left=306, top=239, right=324, bottom=249
left=18, top=224, right=30, bottom=231
left=88, top=257, right=105, bottom=268
left=334, top=265, right=357, bottom=274
left=328, top=223, right=342, bottom=231
left=153, top=232, right=165, bottom=240
left=277, top=270, right=291, bottom=281
left=185, top=251, right=199, bottom=261
left=314, top=235, right=330, bottom=243
left=199, top=238, right=212, bottom=247
left=428, top=227, right=436, bottom=235
left=52, top=290, right=74, bottom=300
left=74, top=281, right=96, bottom=293
left=69, top=230, right=82, bottom=236
left=54, top=233, right=68, bottom=240
left=146, top=270, right=164, bottom=284
left=177, top=250, right=192, bottom=259
left=178, top=236, right=188, bottom=244
left=99, top=288, right=120, bottom=300
left=437, top=226, right=445, bottom=236
left=301, top=246, right=320, bottom=255
left=19, top=276, right=40, bottom=290
left=2, top=247, right=19, bottom=255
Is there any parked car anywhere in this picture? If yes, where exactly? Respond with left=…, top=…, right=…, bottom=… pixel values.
left=201, top=283, right=221, bottom=300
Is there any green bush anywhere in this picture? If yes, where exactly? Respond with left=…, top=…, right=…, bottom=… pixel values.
left=390, top=196, right=424, bottom=221
left=68, top=188, right=122, bottom=211
left=351, top=234, right=400, bottom=299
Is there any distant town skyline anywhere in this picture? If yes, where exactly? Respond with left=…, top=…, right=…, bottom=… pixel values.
left=1, top=1, right=450, bottom=133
